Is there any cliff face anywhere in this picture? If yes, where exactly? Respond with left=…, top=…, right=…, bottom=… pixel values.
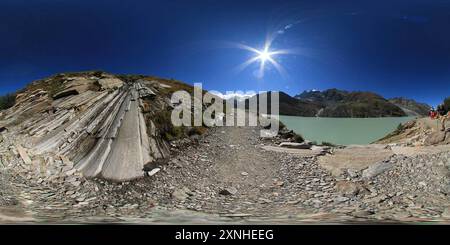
left=0, top=71, right=199, bottom=181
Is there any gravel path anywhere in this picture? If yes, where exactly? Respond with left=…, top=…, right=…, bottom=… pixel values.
left=143, top=125, right=450, bottom=222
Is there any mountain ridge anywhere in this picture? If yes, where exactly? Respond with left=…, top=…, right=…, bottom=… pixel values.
left=234, top=89, right=416, bottom=118
left=290, top=88, right=416, bottom=117
left=293, top=89, right=432, bottom=117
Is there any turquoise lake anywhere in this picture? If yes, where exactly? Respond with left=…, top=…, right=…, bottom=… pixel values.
left=279, top=116, right=416, bottom=145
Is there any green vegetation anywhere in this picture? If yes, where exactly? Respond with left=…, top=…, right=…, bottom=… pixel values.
left=24, top=75, right=66, bottom=98
left=132, top=74, right=210, bottom=142
left=396, top=123, right=404, bottom=132
left=444, top=97, right=450, bottom=113
left=151, top=110, right=208, bottom=141
left=292, top=134, right=304, bottom=143
left=139, top=76, right=195, bottom=96
left=321, top=141, right=336, bottom=147
left=152, top=110, right=185, bottom=141
left=0, top=93, right=16, bottom=110
left=24, top=71, right=105, bottom=98
left=188, top=126, right=208, bottom=136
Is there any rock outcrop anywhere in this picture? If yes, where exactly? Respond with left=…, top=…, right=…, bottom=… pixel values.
left=0, top=71, right=197, bottom=181
left=377, top=117, right=450, bottom=146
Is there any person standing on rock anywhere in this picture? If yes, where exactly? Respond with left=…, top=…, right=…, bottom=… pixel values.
left=429, top=107, right=437, bottom=119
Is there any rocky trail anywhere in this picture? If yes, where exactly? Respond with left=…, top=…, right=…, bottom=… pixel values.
left=147, top=125, right=450, bottom=222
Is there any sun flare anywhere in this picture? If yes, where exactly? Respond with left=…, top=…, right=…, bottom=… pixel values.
left=234, top=39, right=292, bottom=78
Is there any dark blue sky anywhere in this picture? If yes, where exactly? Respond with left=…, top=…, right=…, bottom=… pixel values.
left=1, top=0, right=450, bottom=106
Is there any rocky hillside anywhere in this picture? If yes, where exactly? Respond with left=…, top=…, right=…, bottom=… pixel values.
left=378, top=95, right=449, bottom=145
left=294, top=89, right=406, bottom=117
left=388, top=97, right=430, bottom=117
left=376, top=118, right=450, bottom=146
left=0, top=71, right=205, bottom=182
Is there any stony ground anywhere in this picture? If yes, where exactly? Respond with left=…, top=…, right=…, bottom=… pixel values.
left=146, top=126, right=450, bottom=222
left=0, top=124, right=450, bottom=223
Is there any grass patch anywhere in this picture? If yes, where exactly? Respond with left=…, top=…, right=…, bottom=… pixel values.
left=150, top=109, right=208, bottom=141
left=24, top=71, right=105, bottom=98
left=23, top=75, right=67, bottom=98
left=152, top=109, right=186, bottom=141
left=321, top=141, right=336, bottom=147
left=396, top=123, right=404, bottom=132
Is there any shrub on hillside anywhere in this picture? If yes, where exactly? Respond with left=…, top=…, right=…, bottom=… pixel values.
left=396, top=123, right=404, bottom=132
left=0, top=93, right=16, bottom=110
left=187, top=126, right=207, bottom=136
left=292, top=134, right=304, bottom=143
left=321, top=141, right=336, bottom=147
left=152, top=110, right=185, bottom=141
left=444, top=97, right=450, bottom=113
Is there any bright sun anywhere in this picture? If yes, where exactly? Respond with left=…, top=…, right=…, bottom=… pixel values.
left=234, top=39, right=294, bottom=78
left=257, top=49, right=271, bottom=62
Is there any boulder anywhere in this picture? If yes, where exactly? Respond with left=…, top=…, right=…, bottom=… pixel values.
left=441, top=207, right=450, bottom=218
left=135, top=82, right=156, bottom=98
left=334, top=196, right=350, bottom=203
left=444, top=131, right=450, bottom=144
left=219, top=187, right=238, bottom=195
left=172, top=187, right=191, bottom=201
left=16, top=145, right=32, bottom=165
left=362, top=161, right=394, bottom=179
left=335, top=180, right=361, bottom=197
left=60, top=155, right=74, bottom=169
left=52, top=77, right=93, bottom=99
left=147, top=168, right=160, bottom=177
left=424, top=132, right=446, bottom=145
left=98, top=78, right=123, bottom=90
left=310, top=145, right=331, bottom=154
left=278, top=128, right=295, bottom=139
left=279, top=142, right=312, bottom=149
left=346, top=169, right=360, bottom=178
